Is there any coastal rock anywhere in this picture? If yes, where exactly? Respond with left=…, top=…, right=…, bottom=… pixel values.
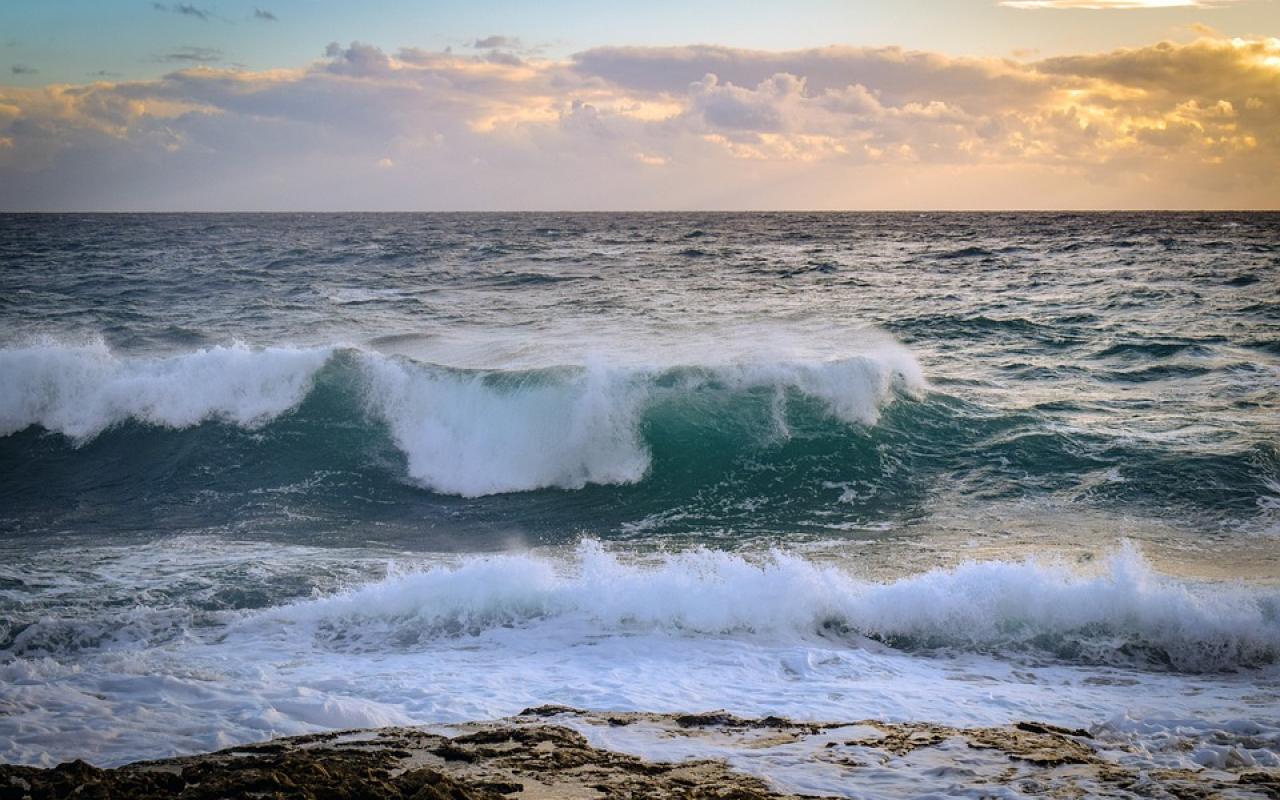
left=2, top=710, right=1277, bottom=799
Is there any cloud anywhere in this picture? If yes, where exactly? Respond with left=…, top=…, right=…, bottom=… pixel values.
left=571, top=44, right=1050, bottom=110
left=689, top=73, right=803, bottom=132
left=174, top=3, right=212, bottom=20
left=158, top=47, right=223, bottom=63
left=473, top=35, right=520, bottom=50
left=10, top=65, right=37, bottom=75
left=323, top=41, right=394, bottom=75
left=0, top=36, right=1275, bottom=209
left=254, top=8, right=278, bottom=21
left=1001, top=0, right=1240, bottom=7
left=153, top=3, right=213, bottom=21
left=1035, top=36, right=1280, bottom=98
left=483, top=50, right=524, bottom=67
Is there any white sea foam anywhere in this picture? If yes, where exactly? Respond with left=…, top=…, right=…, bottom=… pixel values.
left=263, top=541, right=1280, bottom=671
left=2, top=539, right=1278, bottom=769
left=357, top=357, right=653, bottom=496
left=0, top=340, right=332, bottom=441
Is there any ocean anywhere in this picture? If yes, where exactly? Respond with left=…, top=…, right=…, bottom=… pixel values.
left=1, top=212, right=1278, bottom=791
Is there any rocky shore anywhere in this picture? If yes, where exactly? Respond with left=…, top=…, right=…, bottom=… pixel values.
left=3, top=707, right=1277, bottom=799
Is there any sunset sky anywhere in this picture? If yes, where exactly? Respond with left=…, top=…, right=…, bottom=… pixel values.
left=1, top=0, right=1277, bottom=209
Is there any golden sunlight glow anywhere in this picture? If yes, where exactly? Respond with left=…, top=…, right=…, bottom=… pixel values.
left=1, top=31, right=1276, bottom=207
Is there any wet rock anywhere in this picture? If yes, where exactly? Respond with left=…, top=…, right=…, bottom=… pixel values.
left=2, top=709, right=1273, bottom=800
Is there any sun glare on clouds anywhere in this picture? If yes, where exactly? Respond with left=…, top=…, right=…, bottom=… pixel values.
left=1002, top=0, right=1242, bottom=8
left=0, top=31, right=1276, bottom=209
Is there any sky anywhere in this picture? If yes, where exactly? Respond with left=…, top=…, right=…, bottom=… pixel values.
left=0, top=0, right=1277, bottom=209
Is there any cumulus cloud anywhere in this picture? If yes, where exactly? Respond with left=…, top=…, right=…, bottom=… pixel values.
left=254, top=8, right=278, bottom=21
left=0, top=36, right=1275, bottom=209
left=483, top=50, right=524, bottom=67
left=571, top=44, right=1050, bottom=110
left=689, top=73, right=803, bottom=131
left=10, top=64, right=37, bottom=75
left=323, top=41, right=394, bottom=75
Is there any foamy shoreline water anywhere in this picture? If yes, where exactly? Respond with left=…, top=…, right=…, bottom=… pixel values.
left=2, top=539, right=1277, bottom=773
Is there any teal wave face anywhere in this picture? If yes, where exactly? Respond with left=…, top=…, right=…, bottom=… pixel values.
left=1, top=346, right=1274, bottom=547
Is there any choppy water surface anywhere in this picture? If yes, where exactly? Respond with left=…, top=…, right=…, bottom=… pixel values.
left=1, top=213, right=1278, bottom=790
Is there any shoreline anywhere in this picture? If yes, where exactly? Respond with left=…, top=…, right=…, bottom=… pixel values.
left=4, top=707, right=1277, bottom=799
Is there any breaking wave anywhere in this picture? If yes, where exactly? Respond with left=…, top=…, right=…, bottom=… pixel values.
left=0, top=339, right=1273, bottom=526
left=0, top=339, right=924, bottom=497
left=262, top=541, right=1280, bottom=672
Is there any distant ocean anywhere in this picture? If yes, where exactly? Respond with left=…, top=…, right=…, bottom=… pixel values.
left=1, top=213, right=1277, bottom=781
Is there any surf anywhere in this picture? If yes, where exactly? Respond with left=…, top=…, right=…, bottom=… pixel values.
left=1, top=339, right=1274, bottom=534
left=0, top=337, right=926, bottom=497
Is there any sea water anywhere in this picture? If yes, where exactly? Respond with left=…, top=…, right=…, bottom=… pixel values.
left=1, top=212, right=1277, bottom=785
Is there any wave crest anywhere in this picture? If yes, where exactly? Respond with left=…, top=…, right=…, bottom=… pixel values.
left=0, top=340, right=331, bottom=441
left=359, top=349, right=922, bottom=496
left=0, top=339, right=924, bottom=497
left=263, top=542, right=1280, bottom=672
